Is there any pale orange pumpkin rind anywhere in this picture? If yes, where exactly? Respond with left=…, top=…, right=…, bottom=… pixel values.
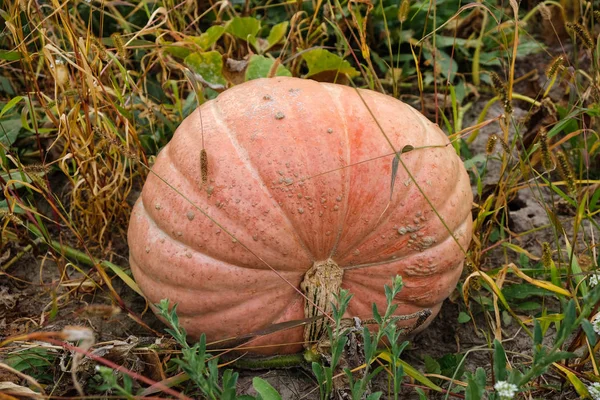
left=128, top=77, right=473, bottom=355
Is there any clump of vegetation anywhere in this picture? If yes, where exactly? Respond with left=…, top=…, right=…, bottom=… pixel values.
left=1, top=0, right=599, bottom=398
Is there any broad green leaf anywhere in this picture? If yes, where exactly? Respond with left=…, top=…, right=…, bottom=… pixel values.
left=502, top=283, right=553, bottom=300
left=465, top=271, right=511, bottom=317
left=423, top=355, right=441, bottom=375
left=266, top=22, right=289, bottom=48
left=458, top=311, right=471, bottom=323
left=226, top=17, right=260, bottom=50
left=6, top=348, right=53, bottom=371
left=438, top=353, right=465, bottom=378
left=548, top=257, right=561, bottom=288
left=435, top=36, right=479, bottom=48
left=301, top=49, right=360, bottom=78
left=9, top=356, right=52, bottom=371
left=539, top=351, right=576, bottom=366
left=509, top=263, right=571, bottom=298
left=590, top=185, right=600, bottom=211
left=475, top=367, right=487, bottom=391
left=184, top=51, right=226, bottom=88
left=514, top=301, right=541, bottom=311
left=585, top=284, right=600, bottom=314
left=0, top=96, right=23, bottom=118
left=465, top=269, right=533, bottom=336
left=415, top=388, right=427, bottom=400
left=245, top=55, right=292, bottom=81
left=192, top=26, right=225, bottom=50
left=531, top=313, right=564, bottom=337
left=0, top=200, right=25, bottom=214
left=0, top=50, right=22, bottom=61
left=515, top=39, right=546, bottom=57
left=463, top=154, right=486, bottom=169
left=1, top=168, right=45, bottom=190
left=555, top=300, right=577, bottom=346
left=502, top=310, right=513, bottom=325
left=423, top=48, right=457, bottom=82
left=311, top=362, right=325, bottom=388
left=252, top=377, right=282, bottom=400
left=0, top=118, right=23, bottom=146
left=162, top=44, right=192, bottom=59
left=581, top=319, right=597, bottom=347
left=0, top=76, right=15, bottom=95
left=465, top=371, right=484, bottom=400
left=493, top=339, right=507, bottom=381
left=475, top=50, right=503, bottom=68
left=546, top=107, right=588, bottom=139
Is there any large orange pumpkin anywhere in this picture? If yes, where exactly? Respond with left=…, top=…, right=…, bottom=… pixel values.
left=128, top=77, right=473, bottom=354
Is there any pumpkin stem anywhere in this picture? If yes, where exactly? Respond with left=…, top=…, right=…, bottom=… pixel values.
left=300, top=259, right=344, bottom=346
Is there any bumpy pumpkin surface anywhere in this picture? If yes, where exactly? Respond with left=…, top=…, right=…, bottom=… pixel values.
left=128, top=77, right=473, bottom=354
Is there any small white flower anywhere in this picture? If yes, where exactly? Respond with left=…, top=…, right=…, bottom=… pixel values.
left=593, top=315, right=600, bottom=335
left=494, top=381, right=518, bottom=400
left=589, top=274, right=600, bottom=287
left=588, top=382, right=600, bottom=400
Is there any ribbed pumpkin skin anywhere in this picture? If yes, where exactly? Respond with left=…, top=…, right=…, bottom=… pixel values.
left=128, top=77, right=473, bottom=354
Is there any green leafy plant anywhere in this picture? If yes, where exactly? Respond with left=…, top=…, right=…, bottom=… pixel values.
left=95, top=366, right=137, bottom=400
left=311, top=288, right=353, bottom=400
left=344, top=276, right=408, bottom=400
left=156, top=299, right=282, bottom=400
left=5, top=347, right=57, bottom=384
left=90, top=299, right=285, bottom=399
